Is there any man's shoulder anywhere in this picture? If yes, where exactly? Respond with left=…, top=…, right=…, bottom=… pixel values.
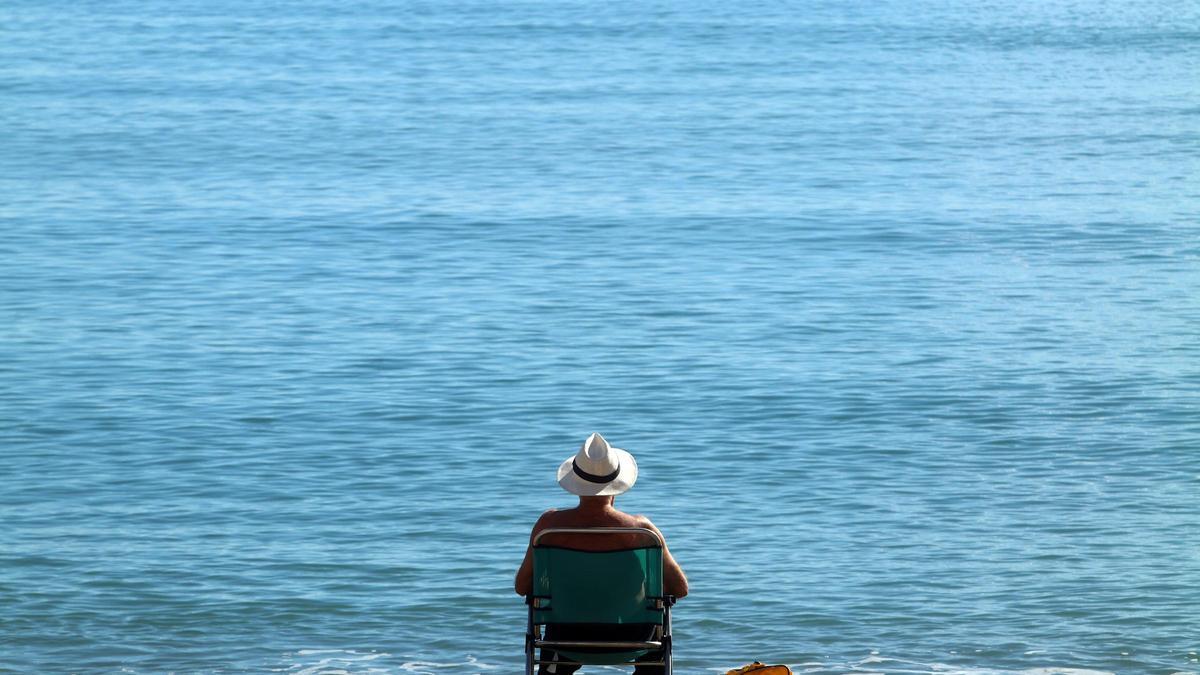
left=630, top=514, right=662, bottom=533
left=534, top=508, right=568, bottom=528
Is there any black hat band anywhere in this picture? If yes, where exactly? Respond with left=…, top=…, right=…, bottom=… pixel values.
left=572, top=458, right=620, bottom=484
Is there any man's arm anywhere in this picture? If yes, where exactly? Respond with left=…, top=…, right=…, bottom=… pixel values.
left=639, top=517, right=688, bottom=598
left=514, top=510, right=555, bottom=596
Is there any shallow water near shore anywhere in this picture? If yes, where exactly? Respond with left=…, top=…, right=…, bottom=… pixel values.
left=2, top=0, right=1199, bottom=673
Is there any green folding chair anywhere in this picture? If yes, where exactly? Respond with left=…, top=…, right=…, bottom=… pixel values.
left=525, top=527, right=675, bottom=675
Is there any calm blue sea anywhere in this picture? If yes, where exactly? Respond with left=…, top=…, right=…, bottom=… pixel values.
left=2, top=0, right=1198, bottom=673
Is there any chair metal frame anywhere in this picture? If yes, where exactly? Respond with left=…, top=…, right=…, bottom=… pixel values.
left=525, top=527, right=675, bottom=675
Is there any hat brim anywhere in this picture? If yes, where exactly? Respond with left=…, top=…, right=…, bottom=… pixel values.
left=557, top=447, right=638, bottom=496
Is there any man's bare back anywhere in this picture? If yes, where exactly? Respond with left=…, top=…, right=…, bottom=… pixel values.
left=514, top=495, right=688, bottom=598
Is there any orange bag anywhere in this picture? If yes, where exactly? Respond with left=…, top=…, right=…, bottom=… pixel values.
left=725, top=662, right=792, bottom=675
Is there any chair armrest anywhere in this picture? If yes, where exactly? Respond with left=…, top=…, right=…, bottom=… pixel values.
left=649, top=595, right=677, bottom=609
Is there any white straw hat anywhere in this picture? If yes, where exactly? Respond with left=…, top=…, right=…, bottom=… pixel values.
left=557, top=433, right=638, bottom=496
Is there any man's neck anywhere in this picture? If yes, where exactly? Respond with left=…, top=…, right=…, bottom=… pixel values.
left=577, top=496, right=615, bottom=512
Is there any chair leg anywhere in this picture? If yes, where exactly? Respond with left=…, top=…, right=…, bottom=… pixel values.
left=663, top=604, right=673, bottom=675
left=525, top=607, right=535, bottom=675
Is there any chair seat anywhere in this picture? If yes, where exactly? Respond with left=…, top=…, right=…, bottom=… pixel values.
left=536, top=639, right=663, bottom=650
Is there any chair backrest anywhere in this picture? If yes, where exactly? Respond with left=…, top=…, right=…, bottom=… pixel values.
left=531, top=527, right=665, bottom=626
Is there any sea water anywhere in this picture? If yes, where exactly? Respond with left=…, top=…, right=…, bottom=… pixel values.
left=2, top=0, right=1198, bottom=673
